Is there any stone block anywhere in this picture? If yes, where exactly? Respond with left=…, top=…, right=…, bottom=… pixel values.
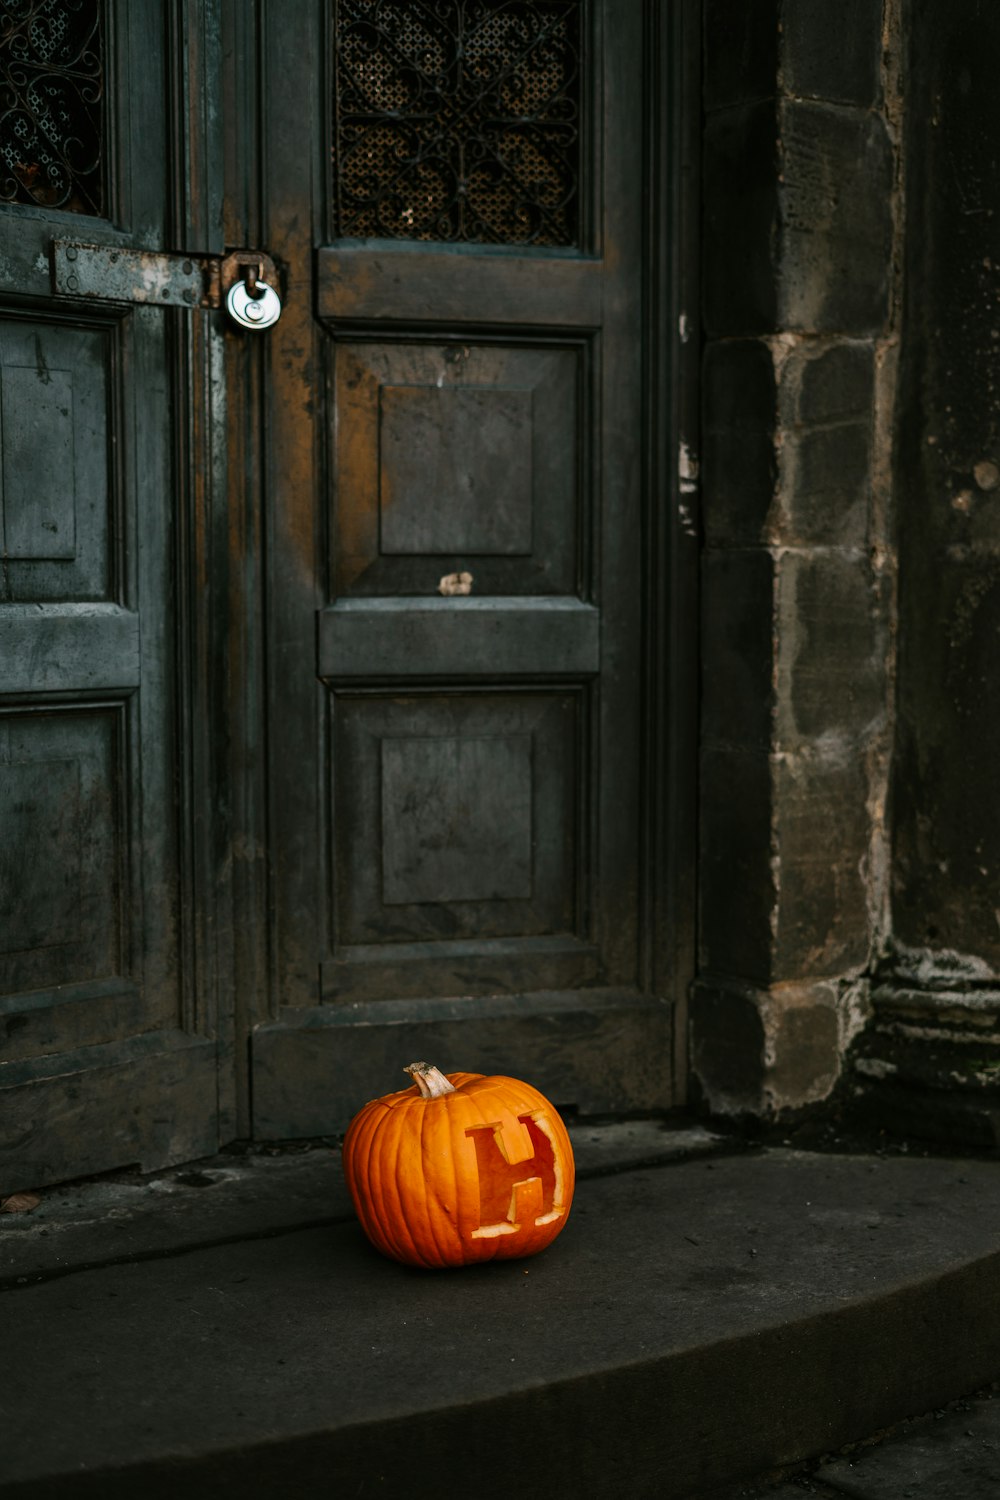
left=701, top=339, right=777, bottom=548
left=689, top=978, right=766, bottom=1115
left=776, top=549, right=884, bottom=745
left=892, top=551, right=1000, bottom=970
left=779, top=422, right=872, bottom=546
left=778, top=100, right=893, bottom=334
left=692, top=976, right=844, bottom=1114
left=704, top=99, right=892, bottom=339
left=701, top=548, right=775, bottom=750
left=772, top=750, right=872, bottom=978
left=765, top=986, right=842, bottom=1108
left=703, top=101, right=780, bottom=337
left=698, top=749, right=775, bottom=983
left=780, top=0, right=883, bottom=108
left=784, top=339, right=876, bottom=427
left=703, top=0, right=779, bottom=112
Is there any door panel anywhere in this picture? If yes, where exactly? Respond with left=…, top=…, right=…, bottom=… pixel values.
left=0, top=1, right=218, bottom=1191
left=253, top=0, right=675, bottom=1129
left=329, top=336, right=582, bottom=597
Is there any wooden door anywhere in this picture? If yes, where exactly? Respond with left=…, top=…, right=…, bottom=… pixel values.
left=1, top=1, right=691, bottom=1188
left=0, top=1, right=220, bottom=1189
left=251, top=0, right=683, bottom=1132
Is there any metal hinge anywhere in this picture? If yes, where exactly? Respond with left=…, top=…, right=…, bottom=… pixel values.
left=52, top=242, right=278, bottom=312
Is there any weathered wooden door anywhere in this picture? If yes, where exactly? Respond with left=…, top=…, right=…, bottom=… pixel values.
left=1, top=1, right=689, bottom=1187
left=0, top=1, right=219, bottom=1188
left=248, top=0, right=684, bottom=1133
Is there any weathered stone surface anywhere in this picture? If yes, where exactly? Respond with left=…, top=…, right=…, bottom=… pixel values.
left=776, top=342, right=876, bottom=547
left=6, top=1151, right=1000, bottom=1499
left=788, top=341, right=876, bottom=428
left=703, top=0, right=779, bottom=113
left=872, top=0, right=1000, bottom=1151
left=821, top=1391, right=1000, bottom=1499
left=0, top=1123, right=726, bottom=1285
left=704, top=100, right=892, bottom=338
left=702, top=339, right=777, bottom=548
left=893, top=551, right=1000, bottom=968
left=777, top=550, right=884, bottom=746
left=700, top=548, right=775, bottom=750
left=697, top=0, right=898, bottom=1123
left=692, top=977, right=850, bottom=1114
left=690, top=980, right=767, bottom=1113
left=765, top=991, right=841, bottom=1107
left=702, top=340, right=875, bottom=550
left=780, top=0, right=883, bottom=109
left=778, top=101, right=893, bottom=334
left=703, top=101, right=780, bottom=336
left=698, top=751, right=775, bottom=984
left=772, top=751, right=871, bottom=978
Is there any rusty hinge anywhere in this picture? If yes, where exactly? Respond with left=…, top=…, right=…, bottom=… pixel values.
left=52, top=242, right=278, bottom=311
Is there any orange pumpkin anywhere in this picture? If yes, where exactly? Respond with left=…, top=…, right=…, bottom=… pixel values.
left=342, top=1061, right=575, bottom=1269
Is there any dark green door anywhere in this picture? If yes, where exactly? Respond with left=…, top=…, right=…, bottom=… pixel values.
left=250, top=0, right=679, bottom=1131
left=0, top=1, right=219, bottom=1189
left=1, top=1, right=685, bottom=1190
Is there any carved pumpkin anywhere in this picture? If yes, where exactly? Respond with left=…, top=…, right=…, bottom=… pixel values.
left=342, top=1062, right=575, bottom=1269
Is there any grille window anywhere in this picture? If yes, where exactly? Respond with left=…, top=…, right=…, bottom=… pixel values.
left=0, top=0, right=104, bottom=215
left=334, top=0, right=581, bottom=246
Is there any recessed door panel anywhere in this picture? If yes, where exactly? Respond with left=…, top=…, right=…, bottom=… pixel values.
left=326, top=688, right=586, bottom=1002
left=0, top=320, right=112, bottom=601
left=332, top=339, right=583, bottom=597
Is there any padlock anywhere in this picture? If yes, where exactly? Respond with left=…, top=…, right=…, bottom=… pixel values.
left=226, top=276, right=281, bottom=331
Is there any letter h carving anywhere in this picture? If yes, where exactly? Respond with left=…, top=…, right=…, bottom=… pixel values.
left=466, top=1111, right=565, bottom=1239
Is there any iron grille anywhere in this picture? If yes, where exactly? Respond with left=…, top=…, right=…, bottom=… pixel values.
left=334, top=0, right=581, bottom=246
left=0, top=0, right=103, bottom=215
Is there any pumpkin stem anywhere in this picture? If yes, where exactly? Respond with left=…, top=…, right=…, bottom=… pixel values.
left=405, top=1062, right=457, bottom=1099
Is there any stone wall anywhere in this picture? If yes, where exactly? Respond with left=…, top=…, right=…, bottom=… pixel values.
left=851, top=0, right=1000, bottom=1144
left=692, top=0, right=902, bottom=1115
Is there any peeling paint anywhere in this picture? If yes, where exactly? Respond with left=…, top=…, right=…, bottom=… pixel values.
left=438, top=571, right=473, bottom=596
left=677, top=440, right=699, bottom=536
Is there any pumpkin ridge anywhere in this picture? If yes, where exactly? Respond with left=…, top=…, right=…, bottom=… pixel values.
left=415, top=1092, right=448, bottom=1267
left=365, top=1107, right=401, bottom=1262
left=391, top=1102, right=436, bottom=1268
left=346, top=1104, right=388, bottom=1257
left=439, top=1084, right=464, bottom=1261
left=379, top=1105, right=415, bottom=1266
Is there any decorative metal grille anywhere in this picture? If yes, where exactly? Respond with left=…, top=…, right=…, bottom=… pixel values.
left=0, top=0, right=103, bottom=215
left=334, top=0, right=581, bottom=246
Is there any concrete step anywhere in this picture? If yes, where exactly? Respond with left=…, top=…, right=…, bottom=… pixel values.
left=2, top=1134, right=1000, bottom=1499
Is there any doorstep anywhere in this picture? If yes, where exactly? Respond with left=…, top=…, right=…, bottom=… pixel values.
left=2, top=1124, right=1000, bottom=1499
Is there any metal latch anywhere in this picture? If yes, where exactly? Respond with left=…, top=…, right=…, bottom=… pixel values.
left=52, top=243, right=281, bottom=329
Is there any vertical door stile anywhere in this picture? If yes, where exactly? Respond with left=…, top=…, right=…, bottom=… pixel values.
left=170, top=0, right=233, bottom=1126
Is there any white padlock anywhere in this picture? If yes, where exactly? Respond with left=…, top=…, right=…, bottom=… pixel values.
left=226, top=276, right=281, bottom=330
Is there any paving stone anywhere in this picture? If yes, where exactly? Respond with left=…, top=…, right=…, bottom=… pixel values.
left=820, top=1393, right=1000, bottom=1499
